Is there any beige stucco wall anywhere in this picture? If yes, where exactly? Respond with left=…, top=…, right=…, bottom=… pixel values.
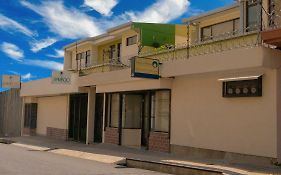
left=187, top=5, right=240, bottom=42
left=36, top=95, right=69, bottom=136
left=121, top=30, right=139, bottom=64
left=20, top=74, right=79, bottom=97
left=171, top=69, right=277, bottom=158
left=277, top=67, right=281, bottom=162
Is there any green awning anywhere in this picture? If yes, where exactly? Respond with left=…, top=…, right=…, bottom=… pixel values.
left=132, top=22, right=176, bottom=48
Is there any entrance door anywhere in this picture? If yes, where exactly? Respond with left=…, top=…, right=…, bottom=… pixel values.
left=94, top=94, right=104, bottom=143
left=69, top=94, right=88, bottom=143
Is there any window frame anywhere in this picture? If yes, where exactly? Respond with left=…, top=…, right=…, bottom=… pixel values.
left=246, top=0, right=262, bottom=31
left=201, top=18, right=240, bottom=41
left=85, top=50, right=90, bottom=66
left=126, top=35, right=137, bottom=46
left=150, top=90, right=171, bottom=133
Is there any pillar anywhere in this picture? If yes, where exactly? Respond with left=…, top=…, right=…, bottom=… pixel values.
left=86, top=87, right=96, bottom=144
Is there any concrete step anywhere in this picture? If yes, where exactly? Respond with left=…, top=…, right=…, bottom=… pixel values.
left=125, top=158, right=242, bottom=175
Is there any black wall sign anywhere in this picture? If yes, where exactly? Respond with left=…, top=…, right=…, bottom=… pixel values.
left=223, top=76, right=262, bottom=97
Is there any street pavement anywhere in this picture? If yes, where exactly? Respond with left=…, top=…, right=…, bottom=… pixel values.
left=0, top=143, right=169, bottom=175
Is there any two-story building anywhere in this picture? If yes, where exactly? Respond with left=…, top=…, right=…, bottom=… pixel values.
left=21, top=0, right=281, bottom=165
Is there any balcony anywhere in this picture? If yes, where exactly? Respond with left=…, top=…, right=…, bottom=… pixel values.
left=74, top=32, right=260, bottom=77
left=77, top=57, right=130, bottom=76
left=139, top=32, right=259, bottom=62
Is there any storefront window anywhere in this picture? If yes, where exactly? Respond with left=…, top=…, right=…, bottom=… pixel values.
left=122, top=94, right=142, bottom=129
left=106, top=90, right=170, bottom=133
left=151, top=90, right=170, bottom=132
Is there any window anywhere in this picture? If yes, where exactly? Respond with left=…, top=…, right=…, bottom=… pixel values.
left=85, top=50, right=90, bottom=66
left=223, top=76, right=262, bottom=97
left=246, top=0, right=261, bottom=31
left=109, top=45, right=116, bottom=60
left=201, top=18, right=240, bottom=41
left=105, top=90, right=170, bottom=133
left=151, top=90, right=170, bottom=132
left=76, top=51, right=90, bottom=67
left=212, top=20, right=233, bottom=37
left=202, top=26, right=212, bottom=41
left=126, top=35, right=137, bottom=46
left=76, top=53, right=82, bottom=60
left=117, top=43, right=121, bottom=61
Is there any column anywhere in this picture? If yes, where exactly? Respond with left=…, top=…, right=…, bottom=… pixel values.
left=86, top=87, right=96, bottom=144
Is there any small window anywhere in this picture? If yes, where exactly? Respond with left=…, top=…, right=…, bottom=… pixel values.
left=212, top=20, right=233, bottom=37
left=223, top=76, right=262, bottom=97
left=76, top=53, right=82, bottom=60
left=109, top=45, right=116, bottom=60
left=151, top=90, right=170, bottom=132
left=126, top=35, right=137, bottom=46
left=201, top=26, right=212, bottom=41
left=246, top=0, right=261, bottom=31
left=85, top=50, right=90, bottom=66
left=201, top=18, right=240, bottom=41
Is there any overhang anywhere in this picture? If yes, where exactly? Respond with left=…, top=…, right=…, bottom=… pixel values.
left=261, top=28, right=281, bottom=47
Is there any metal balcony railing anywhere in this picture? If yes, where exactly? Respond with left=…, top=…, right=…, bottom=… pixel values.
left=77, top=56, right=131, bottom=76
left=139, top=31, right=260, bottom=62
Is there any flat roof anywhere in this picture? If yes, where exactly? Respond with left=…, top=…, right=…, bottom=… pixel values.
left=182, top=3, right=239, bottom=24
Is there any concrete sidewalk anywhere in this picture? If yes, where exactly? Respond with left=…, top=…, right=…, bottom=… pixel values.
left=3, top=136, right=281, bottom=175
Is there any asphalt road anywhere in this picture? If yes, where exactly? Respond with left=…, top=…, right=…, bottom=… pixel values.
left=0, top=143, right=168, bottom=175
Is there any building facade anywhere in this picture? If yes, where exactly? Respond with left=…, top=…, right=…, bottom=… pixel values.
left=20, top=0, right=281, bottom=165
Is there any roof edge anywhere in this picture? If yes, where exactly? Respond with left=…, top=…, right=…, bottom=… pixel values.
left=182, top=3, right=239, bottom=24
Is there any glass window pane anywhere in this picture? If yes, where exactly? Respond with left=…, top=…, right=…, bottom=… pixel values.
left=127, top=35, right=137, bottom=46
left=212, top=20, right=233, bottom=37
left=247, top=2, right=259, bottom=30
left=154, top=91, right=170, bottom=132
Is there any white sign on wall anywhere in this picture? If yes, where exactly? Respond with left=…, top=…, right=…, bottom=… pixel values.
left=1, top=75, right=21, bottom=88
left=51, top=71, right=72, bottom=85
